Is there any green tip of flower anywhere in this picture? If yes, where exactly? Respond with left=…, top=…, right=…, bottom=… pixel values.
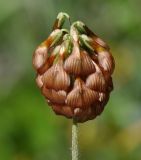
left=63, top=34, right=70, bottom=41
left=57, top=12, right=70, bottom=20
left=72, top=21, right=86, bottom=34
left=73, top=21, right=85, bottom=27
left=61, top=29, right=69, bottom=33
left=53, top=12, right=70, bottom=30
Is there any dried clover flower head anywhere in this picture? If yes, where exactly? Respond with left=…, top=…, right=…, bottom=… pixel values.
left=33, top=12, right=115, bottom=123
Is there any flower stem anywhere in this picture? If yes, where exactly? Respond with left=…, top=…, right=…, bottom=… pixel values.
left=72, top=118, right=79, bottom=160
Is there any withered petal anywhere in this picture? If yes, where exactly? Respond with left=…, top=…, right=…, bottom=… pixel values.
left=108, top=77, right=113, bottom=92
left=73, top=108, right=88, bottom=122
left=66, top=79, right=98, bottom=108
left=42, top=87, right=66, bottom=104
left=64, top=51, right=95, bottom=76
left=97, top=49, right=115, bottom=75
left=64, top=52, right=81, bottom=75
left=93, top=37, right=110, bottom=50
left=95, top=104, right=105, bottom=115
left=37, top=45, right=61, bottom=74
left=43, top=63, right=70, bottom=91
left=86, top=72, right=106, bottom=92
left=36, top=75, right=43, bottom=88
left=52, top=105, right=73, bottom=118
left=33, top=45, right=48, bottom=71
left=81, top=51, right=96, bottom=75
left=74, top=107, right=97, bottom=123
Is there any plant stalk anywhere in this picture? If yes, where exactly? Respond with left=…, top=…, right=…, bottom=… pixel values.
left=72, top=118, right=79, bottom=160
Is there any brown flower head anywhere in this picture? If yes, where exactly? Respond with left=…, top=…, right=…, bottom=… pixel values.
left=33, top=12, right=115, bottom=123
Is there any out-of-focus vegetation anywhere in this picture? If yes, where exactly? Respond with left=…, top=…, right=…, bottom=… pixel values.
left=0, top=0, right=141, bottom=159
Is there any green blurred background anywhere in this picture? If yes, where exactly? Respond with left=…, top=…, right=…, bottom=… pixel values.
left=0, top=0, right=141, bottom=159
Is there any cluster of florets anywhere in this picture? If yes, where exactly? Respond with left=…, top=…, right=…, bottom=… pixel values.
left=33, top=13, right=115, bottom=122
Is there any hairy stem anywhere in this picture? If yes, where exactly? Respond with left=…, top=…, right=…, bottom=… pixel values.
left=72, top=118, right=79, bottom=160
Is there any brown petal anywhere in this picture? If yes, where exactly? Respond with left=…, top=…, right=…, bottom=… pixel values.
left=64, top=53, right=81, bottom=75
left=73, top=107, right=90, bottom=122
left=66, top=79, right=98, bottom=108
left=97, top=48, right=115, bottom=75
left=87, top=107, right=97, bottom=121
left=43, top=62, right=70, bottom=91
left=55, top=92, right=109, bottom=122
left=105, top=76, right=114, bottom=92
left=37, top=45, right=61, bottom=74
left=64, top=42, right=81, bottom=75
left=108, top=77, right=113, bottom=92
left=42, top=87, right=66, bottom=104
left=33, top=45, right=48, bottom=71
left=73, top=106, right=101, bottom=123
left=91, top=37, right=110, bottom=50
left=52, top=105, right=73, bottom=118
left=92, top=104, right=104, bottom=116
left=64, top=50, right=95, bottom=76
left=86, top=72, right=106, bottom=92
left=89, top=93, right=109, bottom=116
left=37, top=55, right=55, bottom=74
left=81, top=51, right=96, bottom=75
left=36, top=75, right=43, bottom=88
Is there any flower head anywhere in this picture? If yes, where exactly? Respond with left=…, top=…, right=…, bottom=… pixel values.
left=33, top=12, right=115, bottom=123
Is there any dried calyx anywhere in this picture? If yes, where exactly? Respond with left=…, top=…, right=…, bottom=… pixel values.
left=33, top=12, right=115, bottom=123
